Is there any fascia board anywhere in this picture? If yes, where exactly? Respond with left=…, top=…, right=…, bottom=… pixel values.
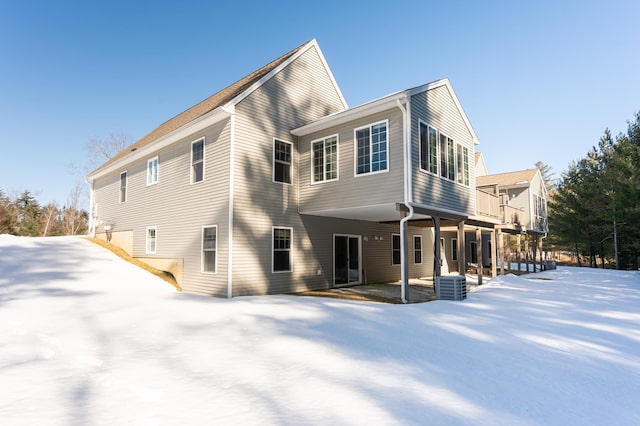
left=291, top=93, right=407, bottom=137
left=87, top=107, right=233, bottom=180
left=408, top=78, right=480, bottom=146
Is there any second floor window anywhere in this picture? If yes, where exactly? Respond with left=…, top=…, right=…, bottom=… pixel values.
left=274, top=139, right=292, bottom=184
left=191, top=138, right=204, bottom=183
left=119, top=171, right=127, bottom=203
left=311, top=135, right=338, bottom=183
left=356, top=121, right=387, bottom=175
left=419, top=122, right=438, bottom=175
left=147, top=157, right=158, bottom=186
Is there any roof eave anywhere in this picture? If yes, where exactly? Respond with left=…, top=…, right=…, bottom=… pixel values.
left=291, top=92, right=407, bottom=137
left=87, top=106, right=234, bottom=181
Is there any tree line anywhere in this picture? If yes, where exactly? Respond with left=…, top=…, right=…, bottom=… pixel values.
left=0, top=185, right=88, bottom=237
left=0, top=133, right=131, bottom=238
left=548, top=111, right=640, bottom=269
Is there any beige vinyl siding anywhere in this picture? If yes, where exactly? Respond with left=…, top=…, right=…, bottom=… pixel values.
left=503, top=187, right=530, bottom=227
left=411, top=85, right=476, bottom=215
left=230, top=45, right=346, bottom=295
left=298, top=108, right=404, bottom=213
left=92, top=119, right=232, bottom=296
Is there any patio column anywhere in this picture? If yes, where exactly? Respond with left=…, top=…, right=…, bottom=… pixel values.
left=433, top=216, right=442, bottom=279
left=490, top=229, right=497, bottom=277
left=400, top=211, right=410, bottom=303
left=517, top=234, right=522, bottom=273
left=499, top=231, right=505, bottom=275
left=476, top=228, right=483, bottom=285
left=457, top=221, right=465, bottom=275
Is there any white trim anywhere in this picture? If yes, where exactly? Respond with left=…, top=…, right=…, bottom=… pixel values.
left=353, top=119, right=390, bottom=177
left=87, top=108, right=232, bottom=181
left=272, top=226, right=293, bottom=273
left=201, top=225, right=218, bottom=274
left=146, top=226, right=157, bottom=254
left=190, top=137, right=205, bottom=184
left=292, top=93, right=406, bottom=137
left=413, top=234, right=423, bottom=265
left=407, top=78, right=479, bottom=145
left=310, top=134, right=339, bottom=185
left=418, top=120, right=439, bottom=177
left=273, top=138, right=293, bottom=185
left=146, top=156, right=159, bottom=186
left=228, top=39, right=348, bottom=111
left=227, top=114, right=235, bottom=298
left=119, top=170, right=127, bottom=203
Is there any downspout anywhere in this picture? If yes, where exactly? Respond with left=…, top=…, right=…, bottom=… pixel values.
left=397, top=97, right=414, bottom=304
left=87, top=178, right=95, bottom=237
left=226, top=109, right=236, bottom=299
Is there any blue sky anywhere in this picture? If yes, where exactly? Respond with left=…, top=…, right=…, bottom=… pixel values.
left=1, top=0, right=639, bottom=205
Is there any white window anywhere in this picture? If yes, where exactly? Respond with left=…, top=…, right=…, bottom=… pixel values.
left=414, top=235, right=423, bottom=264
left=311, top=135, right=338, bottom=183
left=463, top=146, right=470, bottom=186
left=273, top=227, right=292, bottom=272
left=355, top=120, right=388, bottom=175
left=191, top=138, right=205, bottom=183
left=146, top=226, right=157, bottom=254
left=202, top=225, right=217, bottom=273
left=119, top=171, right=127, bottom=203
left=419, top=121, right=438, bottom=175
left=392, top=234, right=401, bottom=265
left=147, top=156, right=158, bottom=186
left=273, top=139, right=292, bottom=184
left=447, top=138, right=455, bottom=181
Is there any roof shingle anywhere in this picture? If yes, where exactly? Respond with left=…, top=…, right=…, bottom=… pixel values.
left=90, top=39, right=313, bottom=176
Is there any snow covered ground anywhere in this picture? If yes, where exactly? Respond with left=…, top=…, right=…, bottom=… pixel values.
left=1, top=235, right=639, bottom=426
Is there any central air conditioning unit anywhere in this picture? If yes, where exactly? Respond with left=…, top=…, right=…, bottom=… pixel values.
left=436, top=275, right=467, bottom=301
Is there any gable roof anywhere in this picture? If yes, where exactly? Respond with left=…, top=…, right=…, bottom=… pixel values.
left=476, top=169, right=539, bottom=188
left=292, top=78, right=479, bottom=145
left=88, top=39, right=345, bottom=179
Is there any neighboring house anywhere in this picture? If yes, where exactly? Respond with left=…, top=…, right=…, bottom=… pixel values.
left=87, top=39, right=480, bottom=300
left=476, top=168, right=549, bottom=234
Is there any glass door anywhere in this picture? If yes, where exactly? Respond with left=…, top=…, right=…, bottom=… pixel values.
left=334, top=235, right=361, bottom=286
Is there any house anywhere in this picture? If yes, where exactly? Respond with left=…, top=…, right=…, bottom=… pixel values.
left=87, top=39, right=482, bottom=300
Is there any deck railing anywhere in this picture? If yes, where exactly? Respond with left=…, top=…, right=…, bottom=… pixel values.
left=501, top=204, right=523, bottom=225
left=476, top=189, right=499, bottom=218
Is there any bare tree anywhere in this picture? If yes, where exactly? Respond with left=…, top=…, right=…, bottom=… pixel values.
left=85, top=132, right=132, bottom=170
left=40, top=202, right=61, bottom=237
left=61, top=182, right=88, bottom=235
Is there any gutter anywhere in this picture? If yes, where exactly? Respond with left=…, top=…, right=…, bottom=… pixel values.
left=396, top=98, right=414, bottom=304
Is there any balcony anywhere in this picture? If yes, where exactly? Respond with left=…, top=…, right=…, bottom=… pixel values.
left=476, top=189, right=499, bottom=219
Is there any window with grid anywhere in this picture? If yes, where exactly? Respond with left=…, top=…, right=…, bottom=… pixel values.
left=147, top=157, right=158, bottom=186
left=312, top=135, right=338, bottom=183
left=447, top=138, right=455, bottom=181
left=274, top=140, right=292, bottom=184
left=146, top=227, right=157, bottom=254
left=356, top=121, right=387, bottom=175
left=392, top=234, right=401, bottom=265
left=191, top=139, right=204, bottom=183
left=414, top=235, right=422, bottom=264
left=273, top=227, right=291, bottom=272
left=419, top=122, right=439, bottom=175
left=202, top=226, right=217, bottom=273
left=119, top=171, right=127, bottom=203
